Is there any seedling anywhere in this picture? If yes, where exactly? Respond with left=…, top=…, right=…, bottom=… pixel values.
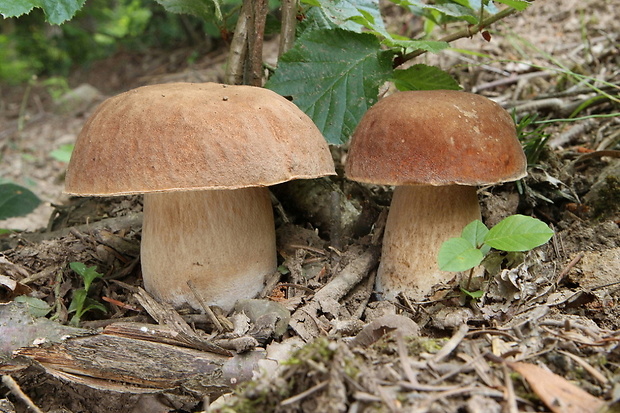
left=438, top=215, right=554, bottom=294
left=68, top=262, right=107, bottom=326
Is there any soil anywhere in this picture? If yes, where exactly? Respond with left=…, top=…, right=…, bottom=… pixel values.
left=0, top=1, right=619, bottom=412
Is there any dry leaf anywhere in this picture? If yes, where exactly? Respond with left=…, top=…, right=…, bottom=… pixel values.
left=508, top=361, right=605, bottom=413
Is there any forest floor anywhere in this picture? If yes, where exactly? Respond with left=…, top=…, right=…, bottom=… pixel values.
left=0, top=0, right=619, bottom=412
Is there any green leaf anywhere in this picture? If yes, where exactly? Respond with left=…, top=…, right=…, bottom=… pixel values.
left=494, top=0, right=530, bottom=11
left=392, top=64, right=461, bottom=91
left=70, top=262, right=103, bottom=291
left=438, top=237, right=484, bottom=272
left=0, top=0, right=87, bottom=24
left=267, top=28, right=393, bottom=144
left=14, top=295, right=52, bottom=317
left=484, top=215, right=554, bottom=252
left=50, top=144, right=74, bottom=163
left=304, top=0, right=385, bottom=34
left=0, top=183, right=40, bottom=220
left=153, top=0, right=223, bottom=23
left=461, top=220, right=489, bottom=248
left=460, top=287, right=484, bottom=299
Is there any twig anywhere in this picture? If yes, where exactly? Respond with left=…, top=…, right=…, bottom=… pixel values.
left=399, top=6, right=518, bottom=64
left=503, top=364, right=519, bottom=413
left=431, top=323, right=469, bottom=365
left=224, top=0, right=251, bottom=85
left=548, top=119, right=598, bottom=148
left=557, top=350, right=608, bottom=386
left=187, top=280, right=225, bottom=333
left=279, top=0, right=298, bottom=57
left=279, top=380, right=328, bottom=406
left=2, top=375, right=44, bottom=413
left=554, top=252, right=584, bottom=284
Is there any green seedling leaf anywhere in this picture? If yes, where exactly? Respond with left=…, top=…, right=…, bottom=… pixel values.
left=0, top=0, right=87, bottom=24
left=0, top=183, right=40, bottom=220
left=267, top=28, right=393, bottom=144
left=484, top=214, right=554, bottom=252
left=14, top=295, right=52, bottom=317
left=70, top=262, right=103, bottom=292
left=392, top=64, right=461, bottom=91
left=50, top=144, right=74, bottom=163
left=461, top=219, right=489, bottom=247
left=438, top=237, right=484, bottom=272
left=460, top=287, right=484, bottom=299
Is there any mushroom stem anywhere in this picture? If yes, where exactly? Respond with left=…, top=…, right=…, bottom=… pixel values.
left=376, top=185, right=481, bottom=301
left=141, top=188, right=276, bottom=312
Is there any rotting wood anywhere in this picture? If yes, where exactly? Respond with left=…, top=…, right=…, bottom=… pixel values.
left=15, top=327, right=264, bottom=397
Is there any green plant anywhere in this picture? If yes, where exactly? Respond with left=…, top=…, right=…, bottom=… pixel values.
left=50, top=144, right=74, bottom=163
left=68, top=262, right=107, bottom=326
left=1, top=0, right=531, bottom=145
left=515, top=113, right=550, bottom=166
left=437, top=214, right=554, bottom=274
left=0, top=181, right=41, bottom=222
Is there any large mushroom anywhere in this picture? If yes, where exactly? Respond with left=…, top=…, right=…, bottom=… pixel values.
left=65, top=82, right=335, bottom=311
left=345, top=90, right=526, bottom=301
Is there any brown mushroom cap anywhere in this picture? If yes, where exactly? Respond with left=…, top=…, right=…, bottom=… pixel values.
left=65, top=82, right=335, bottom=196
left=345, top=90, right=527, bottom=186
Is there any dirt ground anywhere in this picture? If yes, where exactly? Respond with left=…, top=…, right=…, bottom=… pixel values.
left=0, top=0, right=619, bottom=412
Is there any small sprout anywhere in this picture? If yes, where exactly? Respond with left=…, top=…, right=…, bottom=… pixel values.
left=438, top=215, right=554, bottom=273
left=68, top=262, right=107, bottom=326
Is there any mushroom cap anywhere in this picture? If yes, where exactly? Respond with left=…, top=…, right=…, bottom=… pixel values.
left=345, top=90, right=527, bottom=186
left=65, top=82, right=335, bottom=196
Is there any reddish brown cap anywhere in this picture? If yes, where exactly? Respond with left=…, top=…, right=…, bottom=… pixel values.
left=65, top=82, right=335, bottom=196
left=345, top=90, right=527, bottom=186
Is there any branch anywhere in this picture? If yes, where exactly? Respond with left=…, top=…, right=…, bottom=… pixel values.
left=279, top=0, right=298, bottom=57
left=398, top=6, right=518, bottom=66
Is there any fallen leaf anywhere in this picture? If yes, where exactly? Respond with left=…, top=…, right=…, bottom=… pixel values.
left=508, top=361, right=605, bottom=413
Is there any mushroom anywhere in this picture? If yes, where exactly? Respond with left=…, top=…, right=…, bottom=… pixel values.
left=65, top=82, right=335, bottom=311
left=345, top=90, right=526, bottom=301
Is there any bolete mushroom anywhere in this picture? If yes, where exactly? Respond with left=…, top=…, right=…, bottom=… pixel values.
left=345, top=90, right=526, bottom=301
left=65, top=82, right=335, bottom=311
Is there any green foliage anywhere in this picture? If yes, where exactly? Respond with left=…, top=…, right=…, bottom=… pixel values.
left=515, top=113, right=550, bottom=165
left=14, top=295, right=52, bottom=317
left=266, top=29, right=393, bottom=144
left=0, top=0, right=87, bottom=24
left=68, top=262, right=107, bottom=326
left=0, top=182, right=41, bottom=221
left=438, top=215, right=554, bottom=273
left=50, top=144, right=74, bottom=163
left=392, top=64, right=462, bottom=91
left=1, top=0, right=532, bottom=143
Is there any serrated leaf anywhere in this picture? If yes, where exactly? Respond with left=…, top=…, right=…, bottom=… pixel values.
left=302, top=0, right=385, bottom=34
left=484, top=214, right=554, bottom=252
left=438, top=237, right=484, bottom=272
left=392, top=64, right=461, bottom=91
left=0, top=0, right=87, bottom=24
left=461, top=220, right=489, bottom=248
left=0, top=183, right=40, bottom=220
left=154, top=0, right=222, bottom=23
left=267, top=28, right=393, bottom=144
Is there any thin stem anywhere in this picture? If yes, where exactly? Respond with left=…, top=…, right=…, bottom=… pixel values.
left=397, top=7, right=518, bottom=66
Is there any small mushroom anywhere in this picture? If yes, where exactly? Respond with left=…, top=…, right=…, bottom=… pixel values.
left=345, top=90, right=526, bottom=301
left=65, top=82, right=335, bottom=311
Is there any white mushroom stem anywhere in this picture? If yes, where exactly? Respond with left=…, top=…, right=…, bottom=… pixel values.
left=376, top=185, right=482, bottom=301
left=141, top=187, right=276, bottom=312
